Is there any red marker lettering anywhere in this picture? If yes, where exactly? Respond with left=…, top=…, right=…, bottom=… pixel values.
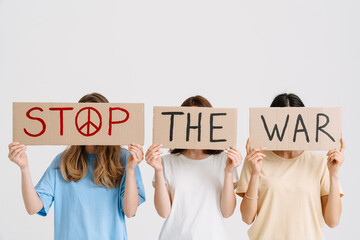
left=24, top=107, right=46, bottom=137
left=75, top=107, right=102, bottom=137
left=49, top=107, right=74, bottom=135
left=108, top=107, right=129, bottom=135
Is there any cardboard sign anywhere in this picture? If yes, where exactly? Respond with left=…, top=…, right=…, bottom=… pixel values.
left=13, top=102, right=144, bottom=145
left=250, top=107, right=342, bottom=150
left=153, top=106, right=237, bottom=149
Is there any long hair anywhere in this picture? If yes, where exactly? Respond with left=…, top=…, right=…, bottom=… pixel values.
left=170, top=95, right=223, bottom=155
left=59, top=93, right=123, bottom=188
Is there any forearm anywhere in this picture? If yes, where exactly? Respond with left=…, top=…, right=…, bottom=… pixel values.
left=220, top=171, right=236, bottom=218
left=324, top=174, right=342, bottom=227
left=123, top=169, right=139, bottom=218
left=240, top=173, right=259, bottom=224
left=20, top=167, right=43, bottom=215
left=154, top=169, right=171, bottom=218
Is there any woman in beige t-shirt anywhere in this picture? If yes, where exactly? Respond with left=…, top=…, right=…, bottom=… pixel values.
left=237, top=93, right=344, bottom=240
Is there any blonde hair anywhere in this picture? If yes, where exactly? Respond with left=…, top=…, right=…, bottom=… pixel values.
left=59, top=93, right=123, bottom=188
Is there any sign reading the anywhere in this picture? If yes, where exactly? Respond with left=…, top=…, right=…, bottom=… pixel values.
left=153, top=106, right=237, bottom=150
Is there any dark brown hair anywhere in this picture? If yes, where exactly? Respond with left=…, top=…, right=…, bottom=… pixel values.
left=270, top=93, right=305, bottom=107
left=60, top=92, right=123, bottom=189
left=170, top=95, right=223, bottom=155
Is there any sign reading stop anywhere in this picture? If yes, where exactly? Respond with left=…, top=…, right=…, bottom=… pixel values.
left=13, top=102, right=143, bottom=145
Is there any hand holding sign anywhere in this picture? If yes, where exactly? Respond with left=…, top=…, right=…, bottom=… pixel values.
left=326, top=138, right=345, bottom=176
left=245, top=138, right=266, bottom=175
left=225, top=147, right=242, bottom=174
left=145, top=144, right=163, bottom=172
left=127, top=143, right=144, bottom=171
left=8, top=142, right=29, bottom=170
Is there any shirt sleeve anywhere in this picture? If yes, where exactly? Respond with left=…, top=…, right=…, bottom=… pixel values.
left=35, top=155, right=60, bottom=216
left=118, top=150, right=146, bottom=216
left=236, top=158, right=252, bottom=198
left=320, top=156, right=344, bottom=197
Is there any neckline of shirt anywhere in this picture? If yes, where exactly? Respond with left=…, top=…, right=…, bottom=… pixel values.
left=179, top=154, right=214, bottom=163
left=267, top=150, right=306, bottom=161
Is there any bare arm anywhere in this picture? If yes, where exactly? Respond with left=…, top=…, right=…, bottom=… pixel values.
left=154, top=169, right=172, bottom=218
left=321, top=139, right=345, bottom=228
left=146, top=144, right=172, bottom=218
left=220, top=147, right=242, bottom=218
left=122, top=143, right=143, bottom=218
left=8, top=143, right=43, bottom=215
left=220, top=171, right=237, bottom=218
left=123, top=169, right=139, bottom=217
left=321, top=175, right=342, bottom=227
left=240, top=172, right=259, bottom=224
left=240, top=139, right=265, bottom=224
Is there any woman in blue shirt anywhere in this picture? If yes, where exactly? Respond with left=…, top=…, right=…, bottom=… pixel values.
left=8, top=93, right=145, bottom=240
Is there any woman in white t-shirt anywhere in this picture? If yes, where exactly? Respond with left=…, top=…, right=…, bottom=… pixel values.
left=145, top=95, right=242, bottom=240
left=237, top=93, right=344, bottom=240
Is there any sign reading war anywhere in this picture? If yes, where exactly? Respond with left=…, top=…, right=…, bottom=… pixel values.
left=13, top=102, right=144, bottom=145
left=250, top=107, right=342, bottom=150
left=153, top=106, right=237, bottom=150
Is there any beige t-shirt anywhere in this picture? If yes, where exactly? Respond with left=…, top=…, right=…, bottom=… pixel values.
left=236, top=151, right=343, bottom=240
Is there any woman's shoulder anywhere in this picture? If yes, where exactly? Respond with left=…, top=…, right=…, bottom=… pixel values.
left=214, top=151, right=226, bottom=159
left=304, top=151, right=326, bottom=161
left=161, top=153, right=180, bottom=162
left=160, top=153, right=184, bottom=169
left=49, top=152, right=64, bottom=169
left=304, top=151, right=328, bottom=168
left=212, top=151, right=227, bottom=167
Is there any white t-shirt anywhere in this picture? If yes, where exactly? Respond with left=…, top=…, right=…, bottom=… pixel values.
left=154, top=152, right=238, bottom=240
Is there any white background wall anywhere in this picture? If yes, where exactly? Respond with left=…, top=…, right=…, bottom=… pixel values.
left=1, top=0, right=359, bottom=239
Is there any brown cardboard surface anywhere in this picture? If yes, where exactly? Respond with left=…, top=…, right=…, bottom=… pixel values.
left=13, top=102, right=144, bottom=145
left=250, top=107, right=342, bottom=150
left=153, top=106, right=237, bottom=149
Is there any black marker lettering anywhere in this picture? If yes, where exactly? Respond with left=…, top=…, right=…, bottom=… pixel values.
left=161, top=112, right=184, bottom=141
left=261, top=115, right=289, bottom=141
left=293, top=114, right=309, bottom=142
left=316, top=113, right=335, bottom=142
left=210, top=113, right=227, bottom=142
left=186, top=112, right=202, bottom=142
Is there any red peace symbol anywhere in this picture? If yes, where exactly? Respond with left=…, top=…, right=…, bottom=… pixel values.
left=75, top=107, right=102, bottom=137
